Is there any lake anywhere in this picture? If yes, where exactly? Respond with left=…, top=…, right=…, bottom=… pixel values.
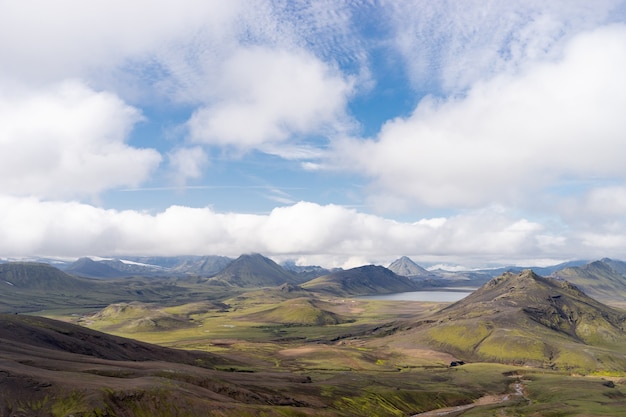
left=357, top=288, right=477, bottom=302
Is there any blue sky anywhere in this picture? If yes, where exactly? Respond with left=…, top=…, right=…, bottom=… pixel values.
left=2, top=1, right=626, bottom=269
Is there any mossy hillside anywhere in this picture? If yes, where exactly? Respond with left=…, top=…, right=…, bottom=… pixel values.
left=239, top=298, right=348, bottom=326
left=517, top=374, right=626, bottom=417
left=84, top=302, right=195, bottom=333
left=474, top=328, right=549, bottom=363
left=426, top=322, right=492, bottom=352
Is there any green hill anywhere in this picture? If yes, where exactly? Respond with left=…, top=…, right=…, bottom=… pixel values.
left=85, top=301, right=197, bottom=333
left=382, top=270, right=626, bottom=372
left=303, top=265, right=421, bottom=296
left=240, top=297, right=348, bottom=326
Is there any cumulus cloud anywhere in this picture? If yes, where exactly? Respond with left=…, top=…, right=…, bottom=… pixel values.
left=187, top=47, right=354, bottom=151
left=334, top=25, right=626, bottom=210
left=167, top=146, right=209, bottom=187
left=0, top=80, right=161, bottom=198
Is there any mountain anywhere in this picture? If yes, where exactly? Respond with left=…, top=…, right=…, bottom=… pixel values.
left=65, top=257, right=131, bottom=278
left=551, top=258, right=626, bottom=304
left=385, top=270, right=626, bottom=371
left=208, top=253, right=301, bottom=287
left=0, top=262, right=96, bottom=290
left=388, top=256, right=431, bottom=278
left=302, top=265, right=422, bottom=296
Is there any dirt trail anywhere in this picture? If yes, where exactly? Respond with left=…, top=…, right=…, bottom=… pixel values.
left=410, top=381, right=527, bottom=417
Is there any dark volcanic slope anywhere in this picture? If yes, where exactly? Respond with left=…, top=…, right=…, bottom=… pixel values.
left=387, top=270, right=626, bottom=371
left=0, top=314, right=320, bottom=416
left=0, top=314, right=224, bottom=363
left=303, top=265, right=421, bottom=296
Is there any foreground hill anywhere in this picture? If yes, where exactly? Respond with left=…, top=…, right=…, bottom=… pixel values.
left=303, top=265, right=422, bottom=296
left=0, top=314, right=332, bottom=416
left=380, top=270, right=626, bottom=372
left=552, top=258, right=626, bottom=305
left=207, top=253, right=302, bottom=287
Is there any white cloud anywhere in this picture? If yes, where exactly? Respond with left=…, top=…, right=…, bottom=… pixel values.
left=0, top=80, right=161, bottom=199
left=187, top=47, right=354, bottom=151
left=334, top=25, right=626, bottom=210
left=0, top=0, right=246, bottom=84
left=167, top=146, right=209, bottom=187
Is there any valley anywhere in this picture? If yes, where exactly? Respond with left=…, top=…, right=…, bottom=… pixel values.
left=2, top=255, right=626, bottom=416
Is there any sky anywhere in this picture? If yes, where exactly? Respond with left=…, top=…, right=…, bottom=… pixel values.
left=2, top=0, right=626, bottom=269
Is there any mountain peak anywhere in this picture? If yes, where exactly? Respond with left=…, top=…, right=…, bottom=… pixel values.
left=458, top=269, right=587, bottom=310
left=388, top=256, right=430, bottom=277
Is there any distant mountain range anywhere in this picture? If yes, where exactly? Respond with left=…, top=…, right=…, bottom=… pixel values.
left=0, top=253, right=590, bottom=283
left=3, top=254, right=626, bottom=307
left=63, top=255, right=233, bottom=278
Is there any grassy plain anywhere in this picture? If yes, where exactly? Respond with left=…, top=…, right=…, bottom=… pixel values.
left=35, top=285, right=626, bottom=417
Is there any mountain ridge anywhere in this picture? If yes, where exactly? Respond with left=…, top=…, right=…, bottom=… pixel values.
left=207, top=253, right=302, bottom=287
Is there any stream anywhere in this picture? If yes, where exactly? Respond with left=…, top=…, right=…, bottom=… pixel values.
left=410, top=381, right=527, bottom=417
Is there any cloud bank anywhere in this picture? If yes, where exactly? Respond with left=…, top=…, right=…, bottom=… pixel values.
left=0, top=197, right=567, bottom=268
